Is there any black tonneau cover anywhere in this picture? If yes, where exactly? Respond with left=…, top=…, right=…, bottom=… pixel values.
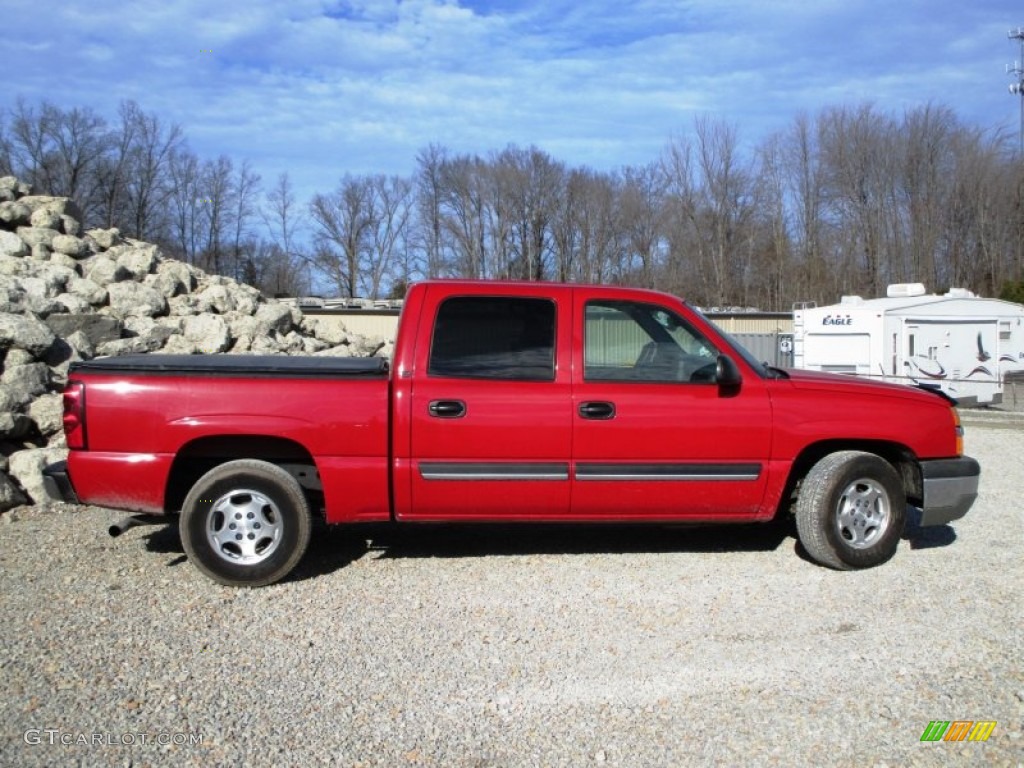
left=69, top=354, right=389, bottom=378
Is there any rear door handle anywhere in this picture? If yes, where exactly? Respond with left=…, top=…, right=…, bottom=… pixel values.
left=578, top=401, right=615, bottom=420
left=428, top=400, right=466, bottom=418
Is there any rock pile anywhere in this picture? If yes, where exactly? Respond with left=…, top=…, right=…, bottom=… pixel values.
left=0, top=176, right=390, bottom=511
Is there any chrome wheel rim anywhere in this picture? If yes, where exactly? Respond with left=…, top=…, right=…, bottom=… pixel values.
left=206, top=489, right=282, bottom=565
left=835, top=478, right=890, bottom=549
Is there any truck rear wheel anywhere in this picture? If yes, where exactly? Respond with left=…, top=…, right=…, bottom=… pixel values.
left=180, top=460, right=312, bottom=587
left=795, top=451, right=905, bottom=570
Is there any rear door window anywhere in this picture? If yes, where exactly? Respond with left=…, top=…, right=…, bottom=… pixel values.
left=429, top=296, right=556, bottom=381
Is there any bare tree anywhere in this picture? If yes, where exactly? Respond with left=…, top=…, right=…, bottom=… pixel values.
left=8, top=99, right=54, bottom=190
left=94, top=101, right=140, bottom=229
left=618, top=162, right=666, bottom=288
left=661, top=133, right=702, bottom=298
left=776, top=113, right=831, bottom=303
left=30, top=104, right=110, bottom=222
left=261, top=171, right=309, bottom=294
left=199, top=154, right=235, bottom=274
left=693, top=116, right=757, bottom=306
left=0, top=112, right=13, bottom=176
left=4, top=100, right=110, bottom=225
left=751, top=134, right=793, bottom=310
left=414, top=144, right=450, bottom=278
left=948, top=130, right=1021, bottom=294
left=118, top=100, right=184, bottom=241
left=577, top=170, right=623, bottom=284
left=263, top=172, right=302, bottom=259
left=5, top=93, right=1024, bottom=308
left=166, top=147, right=204, bottom=264
left=439, top=154, right=489, bottom=278
left=899, top=104, right=956, bottom=288
left=238, top=238, right=308, bottom=298
left=548, top=168, right=623, bottom=284
left=550, top=168, right=583, bottom=282
left=490, top=145, right=562, bottom=280
left=661, top=120, right=757, bottom=306
left=228, top=159, right=261, bottom=280
left=364, top=175, right=412, bottom=298
left=818, top=104, right=902, bottom=296
left=309, top=175, right=374, bottom=298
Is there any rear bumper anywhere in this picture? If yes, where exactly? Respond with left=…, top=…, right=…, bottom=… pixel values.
left=918, top=456, right=980, bottom=526
left=42, top=460, right=80, bottom=504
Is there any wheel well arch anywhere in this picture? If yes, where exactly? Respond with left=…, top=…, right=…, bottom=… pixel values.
left=780, top=439, right=923, bottom=516
left=164, top=435, right=319, bottom=515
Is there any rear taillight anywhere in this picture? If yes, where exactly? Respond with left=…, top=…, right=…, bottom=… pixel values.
left=952, top=407, right=963, bottom=456
left=63, top=381, right=87, bottom=450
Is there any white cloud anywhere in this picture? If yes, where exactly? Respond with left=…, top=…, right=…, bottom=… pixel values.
left=0, top=0, right=1017, bottom=200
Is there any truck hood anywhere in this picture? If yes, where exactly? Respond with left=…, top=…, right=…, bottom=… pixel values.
left=782, top=368, right=948, bottom=404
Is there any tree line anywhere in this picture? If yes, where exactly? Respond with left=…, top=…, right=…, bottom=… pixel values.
left=2, top=97, right=1022, bottom=309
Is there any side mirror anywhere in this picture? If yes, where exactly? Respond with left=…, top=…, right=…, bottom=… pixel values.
left=716, top=355, right=742, bottom=389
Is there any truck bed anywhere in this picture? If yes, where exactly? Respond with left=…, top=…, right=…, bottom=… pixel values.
left=64, top=353, right=392, bottom=522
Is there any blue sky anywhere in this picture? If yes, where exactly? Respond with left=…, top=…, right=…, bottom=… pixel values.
left=2, top=0, right=1022, bottom=203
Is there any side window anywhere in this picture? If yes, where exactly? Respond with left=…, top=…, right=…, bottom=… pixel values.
left=429, top=296, right=556, bottom=381
left=585, top=300, right=718, bottom=383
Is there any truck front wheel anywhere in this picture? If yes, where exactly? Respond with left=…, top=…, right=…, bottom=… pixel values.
left=795, top=451, right=906, bottom=570
left=180, top=460, right=312, bottom=587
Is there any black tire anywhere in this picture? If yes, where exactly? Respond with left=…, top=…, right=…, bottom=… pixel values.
left=180, top=460, right=312, bottom=587
left=795, top=451, right=906, bottom=570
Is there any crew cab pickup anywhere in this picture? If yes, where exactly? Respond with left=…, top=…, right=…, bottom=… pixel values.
left=45, top=280, right=980, bottom=586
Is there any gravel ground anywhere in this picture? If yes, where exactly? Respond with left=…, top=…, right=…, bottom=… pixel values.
left=1, top=414, right=1021, bottom=768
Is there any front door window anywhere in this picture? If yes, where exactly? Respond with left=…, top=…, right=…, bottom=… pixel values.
left=585, top=300, right=719, bottom=383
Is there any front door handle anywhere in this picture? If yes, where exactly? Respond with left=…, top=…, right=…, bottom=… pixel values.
left=578, top=401, right=615, bottom=420
left=428, top=400, right=466, bottom=418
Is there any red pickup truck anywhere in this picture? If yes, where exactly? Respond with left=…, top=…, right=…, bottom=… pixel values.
left=44, top=280, right=979, bottom=586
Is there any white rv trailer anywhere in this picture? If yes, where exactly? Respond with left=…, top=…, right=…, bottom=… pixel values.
left=793, top=284, right=1024, bottom=406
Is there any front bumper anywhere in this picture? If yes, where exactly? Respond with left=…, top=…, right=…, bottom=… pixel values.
left=42, top=461, right=80, bottom=504
left=918, top=456, right=980, bottom=526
